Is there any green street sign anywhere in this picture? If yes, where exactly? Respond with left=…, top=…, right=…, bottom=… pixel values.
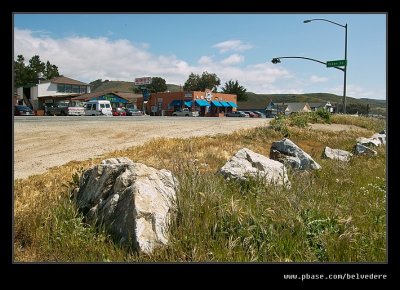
left=326, top=60, right=347, bottom=67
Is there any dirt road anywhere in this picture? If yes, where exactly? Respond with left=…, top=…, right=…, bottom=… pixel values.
left=14, top=116, right=270, bottom=179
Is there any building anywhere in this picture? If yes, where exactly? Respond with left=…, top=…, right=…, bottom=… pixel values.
left=137, top=89, right=237, bottom=117
left=16, top=76, right=91, bottom=111
left=72, top=91, right=142, bottom=109
left=284, top=103, right=312, bottom=115
left=265, top=100, right=337, bottom=117
left=309, top=102, right=334, bottom=113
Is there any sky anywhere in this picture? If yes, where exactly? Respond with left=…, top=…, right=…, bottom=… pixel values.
left=13, top=13, right=386, bottom=100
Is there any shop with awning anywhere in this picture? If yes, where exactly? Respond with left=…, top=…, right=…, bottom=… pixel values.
left=140, top=90, right=238, bottom=117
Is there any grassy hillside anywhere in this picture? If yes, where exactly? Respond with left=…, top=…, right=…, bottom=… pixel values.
left=238, top=92, right=386, bottom=113
left=166, top=84, right=182, bottom=92
left=92, top=81, right=135, bottom=93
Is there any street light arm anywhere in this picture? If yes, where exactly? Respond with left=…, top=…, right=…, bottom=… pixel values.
left=303, top=18, right=346, bottom=28
left=271, top=56, right=345, bottom=72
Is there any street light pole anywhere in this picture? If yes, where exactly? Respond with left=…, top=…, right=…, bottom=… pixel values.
left=271, top=56, right=344, bottom=72
left=304, top=18, right=348, bottom=114
left=343, top=23, right=347, bottom=114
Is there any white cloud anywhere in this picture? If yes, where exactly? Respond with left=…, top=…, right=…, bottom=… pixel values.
left=309, top=75, right=328, bottom=83
left=198, top=56, right=213, bottom=65
left=13, top=28, right=290, bottom=93
left=220, top=54, right=244, bottom=66
left=14, top=28, right=193, bottom=85
left=330, top=84, right=377, bottom=99
left=212, top=40, right=252, bottom=53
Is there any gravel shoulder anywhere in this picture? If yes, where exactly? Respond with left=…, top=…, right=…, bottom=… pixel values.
left=14, top=117, right=368, bottom=180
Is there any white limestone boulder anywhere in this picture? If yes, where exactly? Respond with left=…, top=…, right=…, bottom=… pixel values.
left=219, top=148, right=290, bottom=188
left=74, top=157, right=178, bottom=254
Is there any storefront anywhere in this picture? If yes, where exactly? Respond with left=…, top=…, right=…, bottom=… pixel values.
left=137, top=90, right=237, bottom=117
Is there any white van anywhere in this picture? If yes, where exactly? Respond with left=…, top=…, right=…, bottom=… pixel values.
left=84, top=100, right=112, bottom=116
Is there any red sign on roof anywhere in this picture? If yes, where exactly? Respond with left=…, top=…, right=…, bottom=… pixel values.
left=134, top=77, right=152, bottom=86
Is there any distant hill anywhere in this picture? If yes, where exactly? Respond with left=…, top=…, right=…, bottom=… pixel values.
left=91, top=80, right=182, bottom=93
left=166, top=84, right=182, bottom=92
left=89, top=80, right=385, bottom=114
left=91, top=80, right=134, bottom=93
left=238, top=92, right=386, bottom=114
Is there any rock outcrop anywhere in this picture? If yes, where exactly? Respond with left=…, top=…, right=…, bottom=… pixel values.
left=323, top=146, right=353, bottom=162
left=270, top=138, right=321, bottom=170
left=74, top=157, right=178, bottom=254
left=354, top=144, right=377, bottom=156
left=219, top=148, right=290, bottom=187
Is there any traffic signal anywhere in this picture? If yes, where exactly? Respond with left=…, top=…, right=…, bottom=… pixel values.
left=271, top=58, right=281, bottom=64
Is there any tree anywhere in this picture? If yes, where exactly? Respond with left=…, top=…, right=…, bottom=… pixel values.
left=148, top=77, right=167, bottom=93
left=28, top=55, right=45, bottom=77
left=14, top=55, right=33, bottom=87
left=183, top=72, right=201, bottom=91
left=44, top=61, right=60, bottom=80
left=199, top=71, right=220, bottom=91
left=221, top=80, right=248, bottom=101
left=183, top=71, right=220, bottom=91
left=14, top=54, right=60, bottom=87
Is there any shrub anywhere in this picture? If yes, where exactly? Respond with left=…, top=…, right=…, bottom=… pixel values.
left=316, top=109, right=331, bottom=124
left=270, top=114, right=290, bottom=137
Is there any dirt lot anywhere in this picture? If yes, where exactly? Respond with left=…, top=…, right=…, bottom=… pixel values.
left=14, top=116, right=270, bottom=180
left=14, top=117, right=370, bottom=180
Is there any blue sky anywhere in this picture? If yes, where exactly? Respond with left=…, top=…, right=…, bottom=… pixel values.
left=14, top=13, right=386, bottom=100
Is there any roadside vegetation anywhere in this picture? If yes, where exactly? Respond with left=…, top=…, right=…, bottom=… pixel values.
left=14, top=115, right=386, bottom=262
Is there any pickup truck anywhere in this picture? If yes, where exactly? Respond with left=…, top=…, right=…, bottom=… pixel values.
left=172, top=108, right=199, bottom=117
left=46, top=104, right=85, bottom=116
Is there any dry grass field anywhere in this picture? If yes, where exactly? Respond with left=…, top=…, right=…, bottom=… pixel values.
left=14, top=115, right=386, bottom=262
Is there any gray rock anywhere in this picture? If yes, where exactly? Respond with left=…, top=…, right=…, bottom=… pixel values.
left=219, top=148, right=290, bottom=187
left=323, top=146, right=353, bottom=162
left=270, top=138, right=322, bottom=170
left=356, top=137, right=381, bottom=147
left=371, top=133, right=386, bottom=145
left=75, top=157, right=178, bottom=254
left=379, top=129, right=386, bottom=135
left=354, top=143, right=377, bottom=156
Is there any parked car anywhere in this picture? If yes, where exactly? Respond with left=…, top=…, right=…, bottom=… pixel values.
left=238, top=111, right=250, bottom=117
left=226, top=111, right=247, bottom=117
left=244, top=111, right=257, bottom=118
left=84, top=100, right=113, bottom=116
left=253, top=111, right=266, bottom=118
left=172, top=108, right=199, bottom=117
left=125, top=108, right=143, bottom=116
left=46, top=103, right=85, bottom=116
left=112, top=107, right=127, bottom=116
left=14, top=105, right=35, bottom=116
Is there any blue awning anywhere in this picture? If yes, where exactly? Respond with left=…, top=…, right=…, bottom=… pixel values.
left=219, top=101, right=230, bottom=107
left=184, top=101, right=192, bottom=107
left=228, top=101, right=238, bottom=108
left=211, top=100, right=222, bottom=107
left=195, top=100, right=210, bottom=107
left=169, top=100, right=184, bottom=106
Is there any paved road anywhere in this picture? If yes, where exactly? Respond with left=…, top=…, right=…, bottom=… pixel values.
left=14, top=116, right=271, bottom=179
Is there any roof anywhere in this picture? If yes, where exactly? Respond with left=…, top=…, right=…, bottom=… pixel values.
left=308, top=102, right=326, bottom=108
left=195, top=100, right=210, bottom=107
left=228, top=101, right=237, bottom=108
left=211, top=100, right=222, bottom=107
left=40, top=76, right=89, bottom=86
left=219, top=101, right=230, bottom=107
left=71, top=91, right=140, bottom=102
left=285, top=103, right=311, bottom=112
left=37, top=93, right=81, bottom=99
